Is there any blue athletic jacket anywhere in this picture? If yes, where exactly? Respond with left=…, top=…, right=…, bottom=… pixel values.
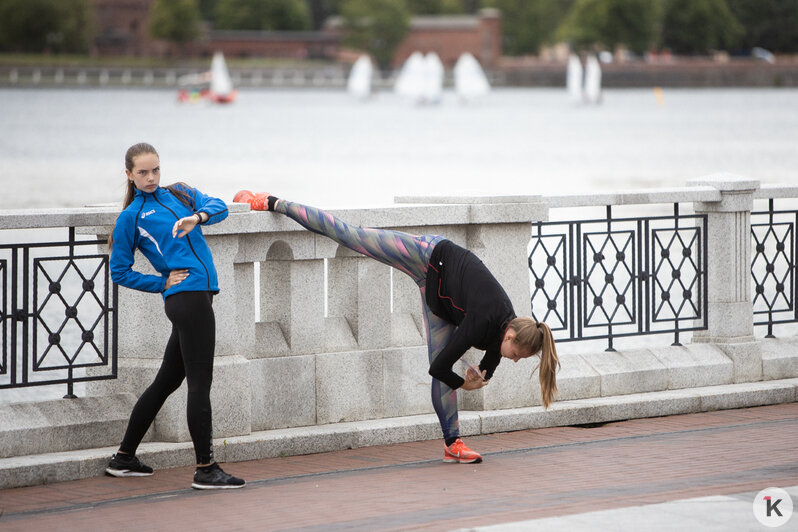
left=110, top=185, right=228, bottom=299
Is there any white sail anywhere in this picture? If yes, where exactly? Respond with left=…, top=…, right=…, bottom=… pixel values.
left=210, top=52, right=234, bottom=97
left=421, top=52, right=444, bottom=104
left=566, top=53, right=583, bottom=103
left=394, top=51, right=425, bottom=98
left=347, top=55, right=373, bottom=99
left=453, top=52, right=490, bottom=101
left=584, top=54, right=602, bottom=104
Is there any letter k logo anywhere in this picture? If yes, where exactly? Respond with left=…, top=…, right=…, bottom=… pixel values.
left=765, top=496, right=783, bottom=517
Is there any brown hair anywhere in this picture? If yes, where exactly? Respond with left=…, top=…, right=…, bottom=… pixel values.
left=507, top=317, right=560, bottom=408
left=108, top=143, right=194, bottom=250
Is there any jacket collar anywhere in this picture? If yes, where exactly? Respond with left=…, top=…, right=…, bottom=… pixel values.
left=134, top=187, right=166, bottom=198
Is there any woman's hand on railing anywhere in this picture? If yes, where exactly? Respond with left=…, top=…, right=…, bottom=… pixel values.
left=461, top=367, right=489, bottom=391
left=165, top=269, right=189, bottom=290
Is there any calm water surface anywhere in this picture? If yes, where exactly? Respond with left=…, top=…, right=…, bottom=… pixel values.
left=1, top=86, right=796, bottom=210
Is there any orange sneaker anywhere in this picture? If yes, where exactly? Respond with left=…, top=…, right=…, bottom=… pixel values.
left=443, top=438, right=482, bottom=464
left=233, top=190, right=273, bottom=211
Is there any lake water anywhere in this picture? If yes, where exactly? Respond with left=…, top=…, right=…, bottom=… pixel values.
left=1, top=86, right=797, bottom=211
left=1, top=86, right=797, bottom=403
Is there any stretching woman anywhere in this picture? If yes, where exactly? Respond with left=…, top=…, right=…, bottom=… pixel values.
left=234, top=191, right=560, bottom=463
left=106, top=143, right=245, bottom=489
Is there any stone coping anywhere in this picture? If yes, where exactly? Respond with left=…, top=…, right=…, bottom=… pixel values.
left=0, top=201, right=546, bottom=232
left=4, top=182, right=798, bottom=232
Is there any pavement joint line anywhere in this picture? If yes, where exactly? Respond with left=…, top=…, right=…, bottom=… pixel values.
left=3, top=413, right=795, bottom=521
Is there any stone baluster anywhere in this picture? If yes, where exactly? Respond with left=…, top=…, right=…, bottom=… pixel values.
left=690, top=174, right=760, bottom=382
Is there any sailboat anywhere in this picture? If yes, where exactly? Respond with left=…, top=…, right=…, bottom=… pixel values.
left=394, top=51, right=425, bottom=99
left=453, top=52, right=490, bottom=102
left=207, top=52, right=237, bottom=103
left=583, top=54, right=602, bottom=104
left=420, top=52, right=444, bottom=105
left=566, top=53, right=583, bottom=103
left=347, top=55, right=373, bottom=100
left=177, top=52, right=237, bottom=104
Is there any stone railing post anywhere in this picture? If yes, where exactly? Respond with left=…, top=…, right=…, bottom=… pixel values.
left=689, top=174, right=760, bottom=382
left=233, top=225, right=323, bottom=432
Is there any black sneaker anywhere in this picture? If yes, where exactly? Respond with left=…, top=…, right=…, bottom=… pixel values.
left=192, top=462, right=246, bottom=490
left=105, top=453, right=154, bottom=477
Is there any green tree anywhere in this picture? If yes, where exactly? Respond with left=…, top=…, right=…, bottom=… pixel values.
left=150, top=0, right=201, bottom=49
left=484, top=0, right=573, bottom=55
left=0, top=0, right=95, bottom=53
left=406, top=0, right=465, bottom=14
left=215, top=0, right=312, bottom=30
left=661, top=0, right=743, bottom=54
left=727, top=0, right=798, bottom=53
left=341, top=0, right=410, bottom=70
left=198, top=0, right=219, bottom=22
left=308, top=0, right=344, bottom=30
left=557, top=0, right=660, bottom=54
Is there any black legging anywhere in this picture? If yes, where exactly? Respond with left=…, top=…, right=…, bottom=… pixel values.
left=119, top=291, right=215, bottom=464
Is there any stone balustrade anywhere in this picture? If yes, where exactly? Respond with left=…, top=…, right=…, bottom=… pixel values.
left=3, top=175, right=798, bottom=489
left=74, top=198, right=549, bottom=442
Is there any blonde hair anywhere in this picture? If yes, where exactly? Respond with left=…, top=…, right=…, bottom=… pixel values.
left=507, top=317, right=560, bottom=408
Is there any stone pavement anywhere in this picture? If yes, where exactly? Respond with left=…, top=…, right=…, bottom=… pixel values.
left=1, top=403, right=797, bottom=531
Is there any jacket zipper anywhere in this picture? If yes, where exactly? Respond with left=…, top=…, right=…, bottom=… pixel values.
left=153, top=195, right=212, bottom=291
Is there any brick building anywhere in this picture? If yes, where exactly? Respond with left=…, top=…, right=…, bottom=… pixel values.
left=91, top=0, right=160, bottom=57
left=89, top=1, right=502, bottom=69
left=392, top=9, right=502, bottom=68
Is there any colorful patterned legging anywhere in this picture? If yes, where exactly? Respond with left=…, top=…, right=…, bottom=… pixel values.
left=274, top=199, right=460, bottom=440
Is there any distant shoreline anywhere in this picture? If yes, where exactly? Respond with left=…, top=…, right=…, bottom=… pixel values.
left=2, top=59, right=798, bottom=88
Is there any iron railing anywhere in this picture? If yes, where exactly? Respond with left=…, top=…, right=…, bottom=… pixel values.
left=529, top=204, right=708, bottom=351
left=0, top=228, right=117, bottom=397
left=752, top=199, right=798, bottom=337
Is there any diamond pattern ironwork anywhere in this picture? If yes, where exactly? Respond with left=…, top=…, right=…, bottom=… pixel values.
left=751, top=206, right=797, bottom=335
left=528, top=234, right=568, bottom=330
left=0, top=229, right=117, bottom=395
left=530, top=209, right=707, bottom=349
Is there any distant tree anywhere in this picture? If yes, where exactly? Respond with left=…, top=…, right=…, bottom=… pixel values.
left=0, top=0, right=95, bottom=53
left=727, top=0, right=798, bottom=53
left=308, top=0, right=344, bottom=30
left=557, top=0, right=660, bottom=54
left=150, top=0, right=201, bottom=51
left=341, top=0, right=410, bottom=71
left=406, top=0, right=466, bottom=14
left=215, top=0, right=312, bottom=30
left=198, top=0, right=219, bottom=23
left=483, top=0, right=573, bottom=56
left=661, top=0, right=743, bottom=54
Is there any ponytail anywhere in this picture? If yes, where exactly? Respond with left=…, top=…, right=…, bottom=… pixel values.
left=507, top=317, right=561, bottom=408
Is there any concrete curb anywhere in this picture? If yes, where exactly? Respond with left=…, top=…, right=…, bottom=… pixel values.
left=2, top=378, right=796, bottom=489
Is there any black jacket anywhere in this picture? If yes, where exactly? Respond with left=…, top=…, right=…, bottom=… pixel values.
left=425, top=239, right=516, bottom=389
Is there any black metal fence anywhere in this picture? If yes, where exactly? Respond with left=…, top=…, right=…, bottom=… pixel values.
left=0, top=228, right=117, bottom=397
left=752, top=199, right=798, bottom=337
left=529, top=205, right=709, bottom=351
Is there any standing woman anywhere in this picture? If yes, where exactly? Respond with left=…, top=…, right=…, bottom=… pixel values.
left=234, top=191, right=560, bottom=464
left=106, top=143, right=245, bottom=489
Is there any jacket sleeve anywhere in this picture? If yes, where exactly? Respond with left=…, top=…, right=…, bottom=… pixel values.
left=109, top=213, right=167, bottom=293
left=479, top=346, right=502, bottom=381
left=427, top=317, right=488, bottom=389
left=191, top=187, right=228, bottom=225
